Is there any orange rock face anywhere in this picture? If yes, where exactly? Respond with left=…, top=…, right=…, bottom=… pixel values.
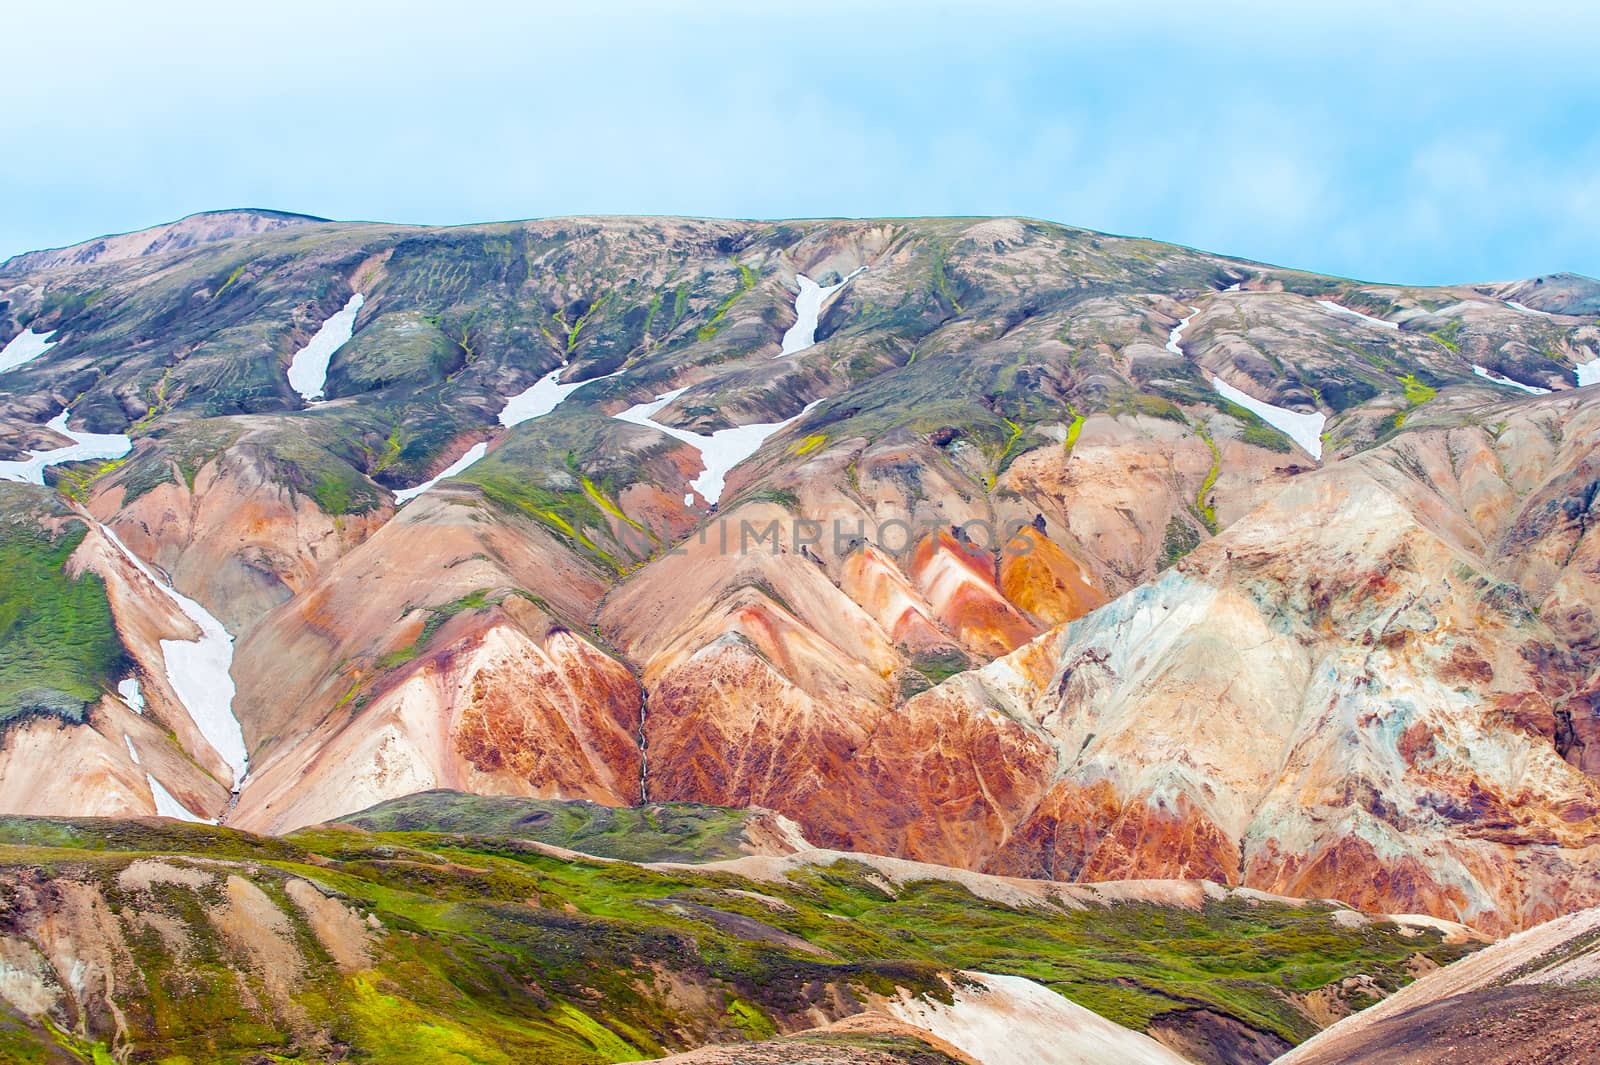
left=909, top=530, right=1039, bottom=657
left=999, top=526, right=1108, bottom=626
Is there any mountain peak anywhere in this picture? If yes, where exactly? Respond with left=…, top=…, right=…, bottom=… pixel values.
left=0, top=208, right=328, bottom=275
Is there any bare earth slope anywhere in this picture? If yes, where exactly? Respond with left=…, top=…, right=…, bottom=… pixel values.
left=1278, top=904, right=1600, bottom=1064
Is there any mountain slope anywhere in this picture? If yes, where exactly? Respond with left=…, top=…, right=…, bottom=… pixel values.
left=0, top=797, right=1478, bottom=1064
left=1, top=213, right=1597, bottom=935
left=1278, top=902, right=1600, bottom=1064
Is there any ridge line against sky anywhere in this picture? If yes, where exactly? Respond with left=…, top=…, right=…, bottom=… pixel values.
left=4, top=0, right=1597, bottom=286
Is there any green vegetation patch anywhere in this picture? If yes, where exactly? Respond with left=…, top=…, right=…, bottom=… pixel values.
left=335, top=791, right=761, bottom=864
left=0, top=520, right=125, bottom=729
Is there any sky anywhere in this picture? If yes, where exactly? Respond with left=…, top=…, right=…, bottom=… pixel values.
left=4, top=0, right=1598, bottom=285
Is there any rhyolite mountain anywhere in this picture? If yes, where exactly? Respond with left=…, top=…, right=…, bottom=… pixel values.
left=2, top=208, right=1599, bottom=961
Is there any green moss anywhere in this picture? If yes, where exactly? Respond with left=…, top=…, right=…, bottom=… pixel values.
left=723, top=997, right=777, bottom=1040
left=0, top=521, right=126, bottom=729
left=1194, top=430, right=1220, bottom=533
left=932, top=244, right=964, bottom=313
left=1428, top=320, right=1462, bottom=353
left=377, top=590, right=494, bottom=671
left=213, top=263, right=248, bottom=299
left=696, top=261, right=756, bottom=341
left=790, top=433, right=826, bottom=456
left=1161, top=515, right=1201, bottom=568
left=1401, top=373, right=1437, bottom=407
left=1063, top=410, right=1086, bottom=455
left=1107, top=391, right=1188, bottom=425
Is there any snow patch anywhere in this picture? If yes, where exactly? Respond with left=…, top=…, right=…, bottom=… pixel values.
left=499, top=366, right=623, bottom=427
left=1471, top=365, right=1550, bottom=395
left=0, top=409, right=132, bottom=485
left=886, top=971, right=1189, bottom=1065
left=1576, top=356, right=1600, bottom=389
left=1316, top=299, right=1399, bottom=330
left=613, top=387, right=818, bottom=505
left=0, top=328, right=57, bottom=373
left=286, top=293, right=364, bottom=403
left=778, top=267, right=864, bottom=357
left=97, top=524, right=248, bottom=788
left=118, top=677, right=145, bottom=713
left=1165, top=307, right=1199, bottom=356
left=393, top=442, right=488, bottom=504
left=124, top=736, right=141, bottom=765
left=1504, top=300, right=1555, bottom=317
left=1211, top=376, right=1326, bottom=461
left=146, top=774, right=214, bottom=823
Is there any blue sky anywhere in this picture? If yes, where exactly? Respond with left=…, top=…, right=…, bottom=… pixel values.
left=5, top=0, right=1597, bottom=284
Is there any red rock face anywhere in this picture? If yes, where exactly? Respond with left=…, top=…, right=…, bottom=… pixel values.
left=989, top=780, right=1239, bottom=884
left=643, top=638, right=1055, bottom=871
left=450, top=628, right=642, bottom=804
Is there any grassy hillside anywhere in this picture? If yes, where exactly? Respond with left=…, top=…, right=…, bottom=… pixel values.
left=0, top=489, right=124, bottom=728
left=0, top=807, right=1476, bottom=1064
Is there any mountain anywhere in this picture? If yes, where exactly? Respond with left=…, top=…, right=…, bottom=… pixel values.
left=0, top=794, right=1481, bottom=1064
left=1, top=211, right=1598, bottom=954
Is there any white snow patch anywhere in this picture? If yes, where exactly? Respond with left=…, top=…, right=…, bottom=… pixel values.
left=393, top=442, right=488, bottom=504
left=286, top=293, right=364, bottom=403
left=0, top=328, right=57, bottom=373
left=1471, top=365, right=1550, bottom=395
left=0, top=409, right=132, bottom=485
left=1316, top=299, right=1399, bottom=330
left=1165, top=306, right=1199, bottom=356
left=1211, top=376, right=1326, bottom=461
left=499, top=366, right=623, bottom=427
left=146, top=774, right=214, bottom=823
left=124, top=736, right=141, bottom=765
left=97, top=524, right=248, bottom=788
left=778, top=267, right=864, bottom=356
left=886, top=971, right=1189, bottom=1065
left=613, top=387, right=818, bottom=505
left=1577, top=356, right=1600, bottom=388
left=1505, top=299, right=1556, bottom=317
left=118, top=677, right=145, bottom=713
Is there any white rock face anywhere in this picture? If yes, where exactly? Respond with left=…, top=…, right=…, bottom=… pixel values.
left=286, top=293, right=364, bottom=403
left=97, top=523, right=248, bottom=789
left=393, top=442, right=489, bottom=504
left=614, top=388, right=818, bottom=505
left=778, top=268, right=863, bottom=356
left=0, top=328, right=57, bottom=373
left=499, top=366, right=622, bottom=427
left=0, top=410, right=132, bottom=484
left=1472, top=364, right=1550, bottom=395
left=1211, top=376, right=1326, bottom=460
left=886, top=971, right=1190, bottom=1065
left=1316, top=299, right=1399, bottom=330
